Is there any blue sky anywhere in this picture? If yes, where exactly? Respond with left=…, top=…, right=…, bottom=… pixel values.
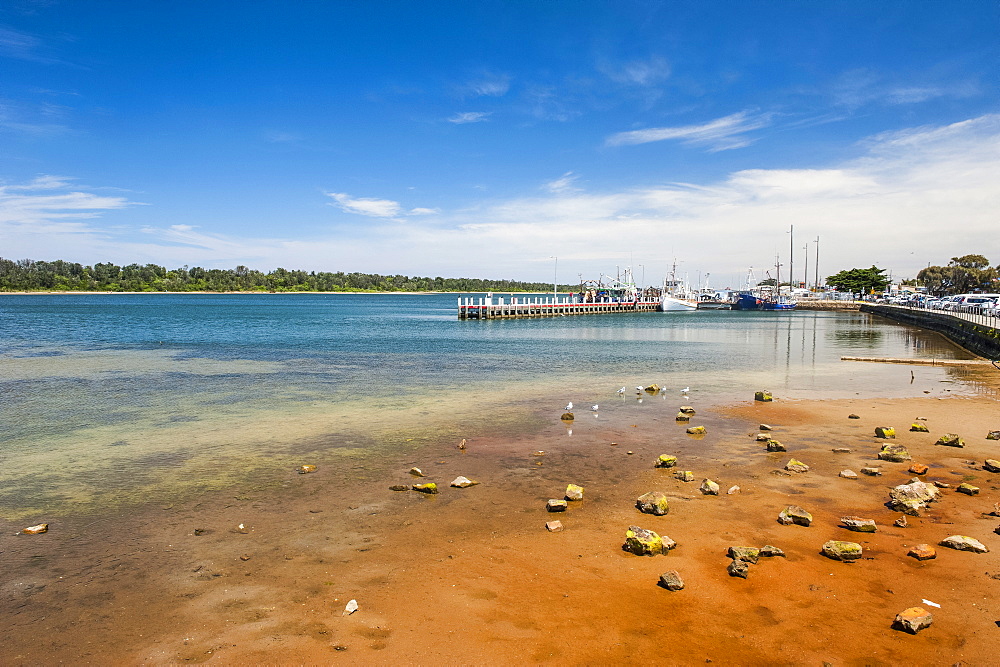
left=2, top=1, right=998, bottom=286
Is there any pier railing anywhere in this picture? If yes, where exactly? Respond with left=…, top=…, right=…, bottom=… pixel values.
left=458, top=295, right=660, bottom=319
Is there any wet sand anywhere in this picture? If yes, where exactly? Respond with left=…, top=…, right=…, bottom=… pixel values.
left=3, top=390, right=1000, bottom=664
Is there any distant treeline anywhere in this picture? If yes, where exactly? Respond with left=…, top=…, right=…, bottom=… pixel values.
left=0, top=257, right=573, bottom=293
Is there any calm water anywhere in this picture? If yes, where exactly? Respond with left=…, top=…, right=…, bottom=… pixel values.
left=0, top=293, right=984, bottom=519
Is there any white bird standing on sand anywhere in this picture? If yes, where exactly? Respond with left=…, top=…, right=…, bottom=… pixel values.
left=565, top=402, right=573, bottom=411
left=591, top=404, right=599, bottom=411
left=617, top=387, right=626, bottom=395
left=635, top=386, right=643, bottom=393
left=681, top=386, right=690, bottom=394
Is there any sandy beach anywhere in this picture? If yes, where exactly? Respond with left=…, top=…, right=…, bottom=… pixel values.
left=4, top=387, right=999, bottom=665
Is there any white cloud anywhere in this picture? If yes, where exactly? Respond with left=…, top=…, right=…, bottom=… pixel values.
left=326, top=192, right=402, bottom=218
left=601, top=56, right=671, bottom=86
left=606, top=110, right=774, bottom=151
left=545, top=172, right=581, bottom=194
left=467, top=74, right=510, bottom=97
left=3, top=117, right=998, bottom=285
left=448, top=111, right=491, bottom=124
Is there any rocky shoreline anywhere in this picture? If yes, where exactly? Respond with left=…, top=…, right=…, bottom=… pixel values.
left=3, top=390, right=999, bottom=663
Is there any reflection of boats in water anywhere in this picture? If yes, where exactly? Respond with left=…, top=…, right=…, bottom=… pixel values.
left=730, top=268, right=797, bottom=311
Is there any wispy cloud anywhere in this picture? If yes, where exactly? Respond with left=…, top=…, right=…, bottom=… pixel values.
left=326, top=192, right=402, bottom=218
left=0, top=99, right=71, bottom=136
left=466, top=73, right=511, bottom=97
left=448, top=111, right=491, bottom=124
left=600, top=56, right=671, bottom=86
left=325, top=192, right=437, bottom=219
left=830, top=68, right=979, bottom=109
left=544, top=172, right=581, bottom=194
left=605, top=110, right=774, bottom=151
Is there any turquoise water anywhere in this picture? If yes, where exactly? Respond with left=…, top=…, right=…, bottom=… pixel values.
left=0, top=293, right=982, bottom=518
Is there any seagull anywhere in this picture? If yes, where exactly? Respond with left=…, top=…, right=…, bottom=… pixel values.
left=591, top=404, right=599, bottom=411
left=565, top=402, right=573, bottom=411
left=617, top=387, right=626, bottom=395
left=635, top=386, right=643, bottom=393
left=681, top=386, right=690, bottom=393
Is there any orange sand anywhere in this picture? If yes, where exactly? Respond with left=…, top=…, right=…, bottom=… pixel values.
left=3, top=393, right=1000, bottom=664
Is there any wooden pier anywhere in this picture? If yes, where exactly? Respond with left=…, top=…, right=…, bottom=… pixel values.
left=458, top=295, right=661, bottom=319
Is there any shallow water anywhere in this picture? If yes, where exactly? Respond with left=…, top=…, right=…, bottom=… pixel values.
left=0, top=293, right=987, bottom=519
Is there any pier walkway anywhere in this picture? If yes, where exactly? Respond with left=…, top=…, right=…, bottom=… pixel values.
left=458, top=295, right=660, bottom=319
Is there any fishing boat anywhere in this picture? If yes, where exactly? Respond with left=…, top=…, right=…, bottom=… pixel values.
left=730, top=267, right=797, bottom=311
left=659, top=261, right=698, bottom=312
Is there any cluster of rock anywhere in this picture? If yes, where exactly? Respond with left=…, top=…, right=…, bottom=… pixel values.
left=388, top=466, right=480, bottom=494
left=726, top=544, right=785, bottom=578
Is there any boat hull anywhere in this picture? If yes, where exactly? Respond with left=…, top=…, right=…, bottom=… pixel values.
left=660, top=296, right=698, bottom=312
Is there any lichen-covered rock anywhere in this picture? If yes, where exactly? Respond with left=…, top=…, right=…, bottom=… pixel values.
left=727, top=546, right=760, bottom=563
left=623, top=525, right=675, bottom=556
left=700, top=479, right=720, bottom=495
left=908, top=544, right=936, bottom=560
left=565, top=484, right=584, bottom=501
left=785, top=459, right=809, bottom=473
left=766, top=439, right=786, bottom=452
left=759, top=545, right=785, bottom=558
left=878, top=444, right=911, bottom=462
left=839, top=469, right=858, bottom=479
left=658, top=570, right=684, bottom=591
left=675, top=470, right=694, bottom=482
left=875, top=426, right=896, bottom=439
left=561, top=412, right=575, bottom=421
left=636, top=491, right=670, bottom=516
left=984, top=459, right=1000, bottom=473
left=451, top=476, right=479, bottom=488
left=727, top=559, right=749, bottom=578
left=939, top=535, right=989, bottom=553
left=545, top=520, right=563, bottom=532
left=675, top=412, right=691, bottom=422
left=298, top=464, right=317, bottom=474
left=22, top=523, right=48, bottom=535
left=894, top=607, right=933, bottom=634
left=778, top=505, right=812, bottom=527
left=908, top=463, right=929, bottom=475
left=645, top=384, right=661, bottom=394
left=888, top=478, right=939, bottom=514
left=935, top=433, right=964, bottom=448
left=860, top=467, right=882, bottom=476
left=822, top=540, right=862, bottom=561
left=412, top=483, right=438, bottom=494
left=686, top=425, right=707, bottom=435
left=909, top=423, right=929, bottom=433
left=679, top=406, right=696, bottom=414
left=986, top=430, right=1000, bottom=441
left=956, top=483, right=979, bottom=496
left=546, top=499, right=568, bottom=512
left=841, top=516, right=877, bottom=532
left=754, top=391, right=773, bottom=402
left=655, top=454, right=678, bottom=468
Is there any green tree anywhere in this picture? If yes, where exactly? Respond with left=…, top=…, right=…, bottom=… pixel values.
left=826, top=266, right=891, bottom=296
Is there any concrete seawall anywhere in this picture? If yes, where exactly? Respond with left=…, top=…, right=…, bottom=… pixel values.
left=862, top=304, right=1000, bottom=360
left=795, top=300, right=861, bottom=311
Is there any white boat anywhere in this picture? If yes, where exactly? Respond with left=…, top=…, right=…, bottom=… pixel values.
left=661, top=294, right=698, bottom=311
left=659, top=261, right=698, bottom=311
